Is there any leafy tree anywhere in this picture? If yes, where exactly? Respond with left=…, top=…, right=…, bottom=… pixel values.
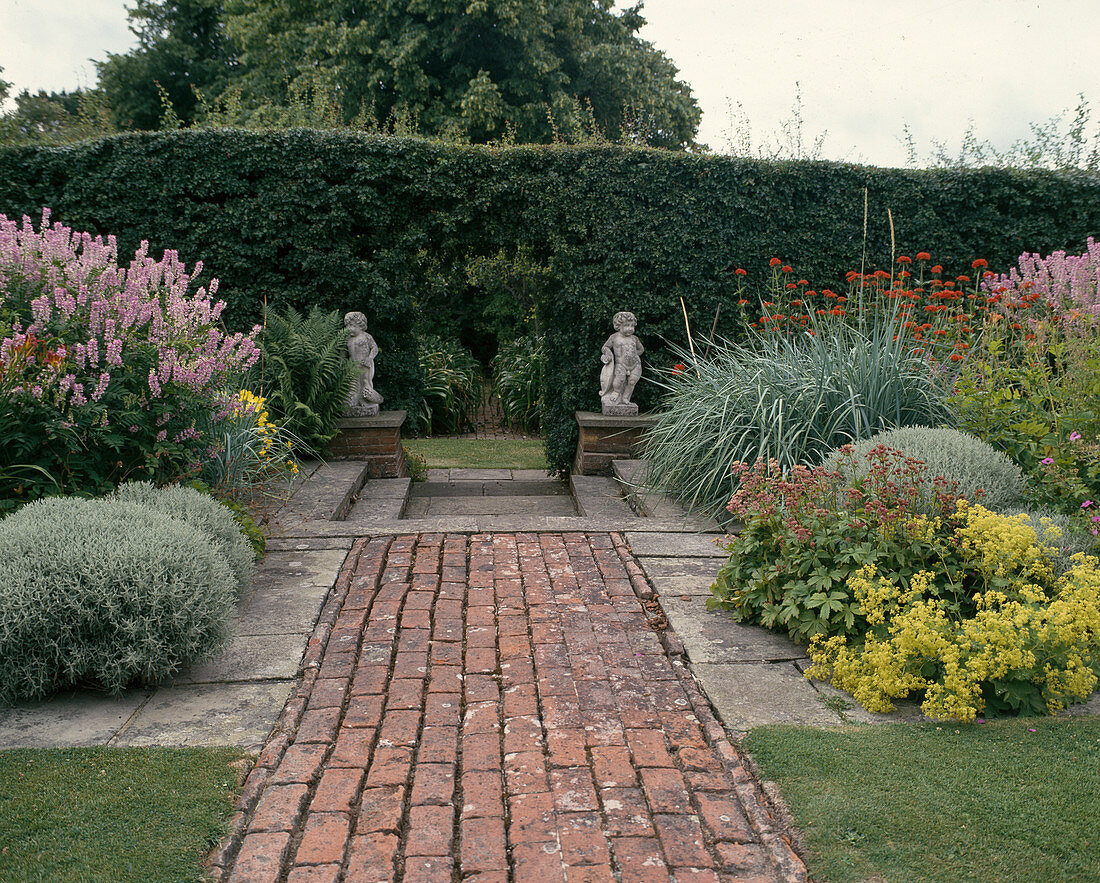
left=221, top=0, right=700, bottom=147
left=0, top=78, right=114, bottom=146
left=96, top=0, right=235, bottom=129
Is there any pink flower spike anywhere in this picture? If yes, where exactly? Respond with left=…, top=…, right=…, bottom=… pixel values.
left=1070, top=431, right=1082, bottom=441
left=1083, top=500, right=1094, bottom=508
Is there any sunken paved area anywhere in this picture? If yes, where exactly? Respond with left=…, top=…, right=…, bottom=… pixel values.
left=212, top=532, right=806, bottom=882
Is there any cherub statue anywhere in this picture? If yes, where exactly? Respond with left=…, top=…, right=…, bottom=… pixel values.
left=599, top=310, right=643, bottom=414
left=344, top=311, right=384, bottom=416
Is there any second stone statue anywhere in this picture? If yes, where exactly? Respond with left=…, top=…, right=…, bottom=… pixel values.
left=599, top=310, right=643, bottom=415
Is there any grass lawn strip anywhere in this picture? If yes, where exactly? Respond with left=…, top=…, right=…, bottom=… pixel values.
left=404, top=437, right=547, bottom=469
left=0, top=746, right=247, bottom=882
left=745, top=718, right=1100, bottom=883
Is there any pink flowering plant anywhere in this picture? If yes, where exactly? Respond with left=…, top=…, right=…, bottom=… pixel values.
left=0, top=210, right=259, bottom=508
left=951, top=241, right=1100, bottom=522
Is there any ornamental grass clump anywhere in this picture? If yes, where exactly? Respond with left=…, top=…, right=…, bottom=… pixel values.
left=492, top=335, right=544, bottom=432
left=0, top=210, right=259, bottom=509
left=643, top=315, right=952, bottom=518
left=711, top=446, right=1100, bottom=721
left=110, top=481, right=255, bottom=594
left=0, top=497, right=235, bottom=704
left=415, top=335, right=482, bottom=435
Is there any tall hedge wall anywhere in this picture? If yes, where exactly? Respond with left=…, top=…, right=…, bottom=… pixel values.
left=2, top=130, right=1098, bottom=471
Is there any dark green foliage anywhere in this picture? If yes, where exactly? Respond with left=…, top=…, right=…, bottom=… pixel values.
left=111, top=481, right=255, bottom=594
left=250, top=306, right=356, bottom=455
left=0, top=497, right=235, bottom=703
left=3, top=132, right=1100, bottom=470
left=492, top=335, right=545, bottom=431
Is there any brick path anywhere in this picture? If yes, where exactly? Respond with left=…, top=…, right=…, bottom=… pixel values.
left=212, top=533, right=806, bottom=882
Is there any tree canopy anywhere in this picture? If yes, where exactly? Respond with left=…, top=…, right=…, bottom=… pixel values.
left=95, top=0, right=236, bottom=130
left=93, top=0, right=700, bottom=147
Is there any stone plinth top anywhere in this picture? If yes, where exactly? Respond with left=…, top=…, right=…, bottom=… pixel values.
left=335, top=410, right=407, bottom=431
left=575, top=410, right=658, bottom=428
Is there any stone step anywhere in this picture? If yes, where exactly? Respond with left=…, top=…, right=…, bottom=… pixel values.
left=611, top=459, right=721, bottom=532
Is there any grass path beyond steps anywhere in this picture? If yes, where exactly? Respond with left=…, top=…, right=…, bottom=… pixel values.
left=403, top=437, right=548, bottom=470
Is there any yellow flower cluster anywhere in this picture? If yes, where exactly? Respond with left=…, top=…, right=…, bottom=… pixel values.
left=234, top=390, right=298, bottom=475
left=807, top=505, right=1100, bottom=722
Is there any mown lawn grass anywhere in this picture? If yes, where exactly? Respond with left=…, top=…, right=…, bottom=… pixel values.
left=745, top=717, right=1100, bottom=882
left=404, top=437, right=547, bottom=469
left=0, top=746, right=247, bottom=882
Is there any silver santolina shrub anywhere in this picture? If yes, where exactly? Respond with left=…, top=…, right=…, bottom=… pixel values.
left=111, top=481, right=254, bottom=595
left=0, top=497, right=235, bottom=704
left=823, top=426, right=1025, bottom=512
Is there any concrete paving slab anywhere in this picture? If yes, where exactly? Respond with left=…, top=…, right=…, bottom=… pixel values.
left=0, top=689, right=150, bottom=748
left=358, top=478, right=410, bottom=499
left=345, top=496, right=405, bottom=520
left=265, top=536, right=354, bottom=552
left=624, top=531, right=727, bottom=558
left=402, top=497, right=431, bottom=517
left=658, top=596, right=805, bottom=663
left=174, top=634, right=305, bottom=684
left=112, top=681, right=293, bottom=750
left=449, top=468, right=513, bottom=480
left=236, top=549, right=345, bottom=636
left=482, top=479, right=569, bottom=496
left=692, top=662, right=847, bottom=732
left=1061, top=691, right=1100, bottom=716
left=511, top=469, right=552, bottom=480
left=639, top=556, right=723, bottom=596
left=570, top=475, right=636, bottom=519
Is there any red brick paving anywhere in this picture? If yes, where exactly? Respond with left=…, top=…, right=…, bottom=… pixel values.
left=215, top=533, right=806, bottom=882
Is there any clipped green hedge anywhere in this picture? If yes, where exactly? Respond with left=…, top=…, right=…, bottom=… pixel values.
left=3, top=130, right=1099, bottom=469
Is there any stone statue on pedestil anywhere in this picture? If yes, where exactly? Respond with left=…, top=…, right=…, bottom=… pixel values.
left=599, top=310, right=643, bottom=416
left=344, top=311, right=384, bottom=417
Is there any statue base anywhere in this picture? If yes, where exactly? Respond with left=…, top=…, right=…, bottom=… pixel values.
left=574, top=410, right=657, bottom=476
left=327, top=410, right=407, bottom=477
left=345, top=403, right=380, bottom=417
left=601, top=402, right=638, bottom=416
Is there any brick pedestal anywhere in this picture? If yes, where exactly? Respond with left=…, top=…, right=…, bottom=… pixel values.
left=573, top=410, right=657, bottom=475
left=326, top=411, right=407, bottom=477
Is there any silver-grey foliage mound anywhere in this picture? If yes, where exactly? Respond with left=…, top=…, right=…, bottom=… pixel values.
left=823, top=426, right=1025, bottom=512
left=111, top=482, right=254, bottom=595
left=0, top=497, right=235, bottom=704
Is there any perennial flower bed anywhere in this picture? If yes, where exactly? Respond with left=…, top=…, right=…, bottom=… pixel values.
left=694, top=241, right=1100, bottom=722
left=713, top=447, right=1100, bottom=722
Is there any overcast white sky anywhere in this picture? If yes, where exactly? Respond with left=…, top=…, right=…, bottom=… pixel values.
left=1, top=0, right=1097, bottom=167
